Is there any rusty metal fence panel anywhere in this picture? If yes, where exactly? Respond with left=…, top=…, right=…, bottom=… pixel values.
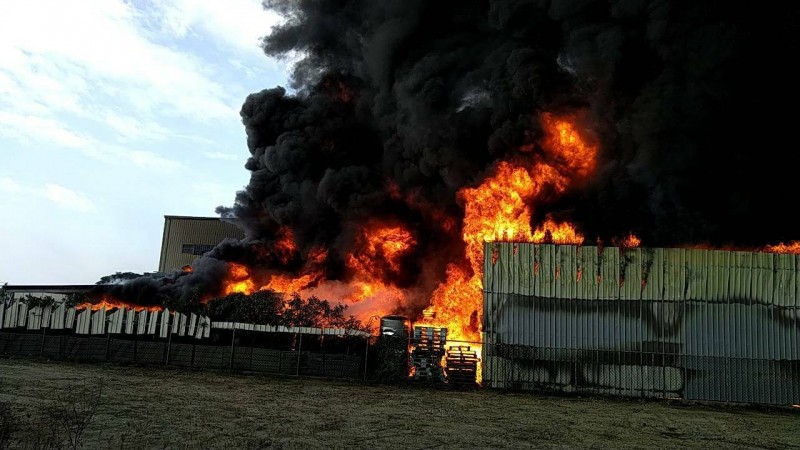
left=483, top=242, right=800, bottom=406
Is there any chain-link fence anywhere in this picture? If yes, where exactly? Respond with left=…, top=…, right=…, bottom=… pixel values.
left=0, top=329, right=367, bottom=379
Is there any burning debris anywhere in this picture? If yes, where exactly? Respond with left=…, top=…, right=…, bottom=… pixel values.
left=81, top=1, right=800, bottom=377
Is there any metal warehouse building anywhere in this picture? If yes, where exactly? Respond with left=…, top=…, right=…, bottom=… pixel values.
left=158, top=215, right=245, bottom=272
left=482, top=242, right=800, bottom=406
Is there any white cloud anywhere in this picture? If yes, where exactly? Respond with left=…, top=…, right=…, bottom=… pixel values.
left=127, top=150, right=185, bottom=172
left=0, top=111, right=183, bottom=173
left=0, top=112, right=96, bottom=150
left=0, top=0, right=240, bottom=127
left=0, top=177, right=95, bottom=213
left=42, top=184, right=95, bottom=213
left=150, top=0, right=282, bottom=55
left=203, top=151, right=240, bottom=161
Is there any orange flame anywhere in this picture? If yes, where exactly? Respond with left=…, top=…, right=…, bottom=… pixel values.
left=222, top=262, right=256, bottom=295
left=613, top=233, right=642, bottom=248
left=425, top=112, right=596, bottom=345
left=76, top=297, right=162, bottom=312
left=763, top=241, right=800, bottom=254
left=346, top=220, right=416, bottom=276
left=217, top=112, right=599, bottom=382
left=274, top=226, right=297, bottom=264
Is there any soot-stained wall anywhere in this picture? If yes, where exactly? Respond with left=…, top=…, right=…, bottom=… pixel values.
left=482, top=243, right=800, bottom=405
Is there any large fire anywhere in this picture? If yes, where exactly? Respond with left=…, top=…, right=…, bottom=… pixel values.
left=76, top=297, right=163, bottom=312
left=423, top=112, right=595, bottom=344
left=215, top=113, right=598, bottom=346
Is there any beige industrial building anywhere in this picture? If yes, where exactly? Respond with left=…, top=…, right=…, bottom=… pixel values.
left=158, top=215, right=245, bottom=272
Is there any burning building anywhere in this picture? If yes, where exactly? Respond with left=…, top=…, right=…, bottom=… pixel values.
left=48, top=1, right=799, bottom=397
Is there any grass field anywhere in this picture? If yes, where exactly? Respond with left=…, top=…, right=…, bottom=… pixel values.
left=1, top=358, right=798, bottom=449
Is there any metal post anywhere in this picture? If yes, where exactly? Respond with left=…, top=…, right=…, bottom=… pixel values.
left=105, top=332, right=111, bottom=362
left=296, top=332, right=302, bottom=376
left=229, top=327, right=236, bottom=371
left=40, top=315, right=46, bottom=357
left=363, top=336, right=370, bottom=380
left=166, top=326, right=172, bottom=366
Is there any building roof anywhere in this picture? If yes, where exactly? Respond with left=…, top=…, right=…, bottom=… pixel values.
left=163, top=215, right=237, bottom=221
left=2, top=284, right=99, bottom=293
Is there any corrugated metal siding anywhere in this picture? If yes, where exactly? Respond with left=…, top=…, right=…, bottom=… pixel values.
left=158, top=217, right=245, bottom=272
left=483, top=242, right=800, bottom=406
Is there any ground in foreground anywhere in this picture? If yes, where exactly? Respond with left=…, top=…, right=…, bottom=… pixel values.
left=0, top=359, right=797, bottom=449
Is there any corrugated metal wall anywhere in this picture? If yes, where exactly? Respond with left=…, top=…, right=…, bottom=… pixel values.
left=482, top=242, right=800, bottom=405
left=158, top=216, right=245, bottom=272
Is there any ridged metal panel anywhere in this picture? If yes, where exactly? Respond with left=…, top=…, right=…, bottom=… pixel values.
left=641, top=248, right=663, bottom=300
left=0, top=301, right=5, bottom=329
left=685, top=249, right=707, bottom=300
left=125, top=309, right=136, bottom=334
left=41, top=306, right=52, bottom=328
left=497, top=242, right=513, bottom=295
left=5, top=301, right=19, bottom=328
left=620, top=248, right=643, bottom=300
left=556, top=245, right=577, bottom=299
left=751, top=252, right=774, bottom=304
left=706, top=250, right=730, bottom=302
left=576, top=246, right=598, bottom=300
left=178, top=313, right=187, bottom=336
left=26, top=307, right=42, bottom=330
left=535, top=244, right=556, bottom=298
left=483, top=243, right=800, bottom=406
left=108, top=309, right=124, bottom=334
left=137, top=311, right=149, bottom=334
left=91, top=308, right=106, bottom=335
left=172, top=312, right=181, bottom=334
left=75, top=309, right=90, bottom=334
left=599, top=247, right=619, bottom=300
left=160, top=309, right=171, bottom=338
left=50, top=304, right=65, bottom=330
left=188, top=313, right=197, bottom=337
left=65, top=307, right=75, bottom=329
left=663, top=248, right=685, bottom=301
left=17, top=302, right=28, bottom=327
left=773, top=254, right=796, bottom=307
left=148, top=311, right=159, bottom=335
left=158, top=217, right=245, bottom=272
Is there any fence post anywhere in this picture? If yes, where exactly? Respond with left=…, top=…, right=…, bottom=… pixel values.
left=165, top=328, right=172, bottom=366
left=40, top=323, right=46, bottom=357
left=363, top=336, right=370, bottom=380
left=296, top=332, right=302, bottom=376
left=321, top=335, right=326, bottom=377
left=105, top=332, right=111, bottom=362
left=229, top=327, right=236, bottom=371
left=191, top=341, right=196, bottom=368
left=133, top=334, right=138, bottom=364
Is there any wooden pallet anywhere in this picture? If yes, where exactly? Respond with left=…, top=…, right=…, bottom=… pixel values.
left=445, top=345, right=478, bottom=385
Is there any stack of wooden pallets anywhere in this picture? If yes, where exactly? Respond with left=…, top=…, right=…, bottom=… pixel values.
left=410, top=326, right=447, bottom=381
left=445, top=345, right=478, bottom=386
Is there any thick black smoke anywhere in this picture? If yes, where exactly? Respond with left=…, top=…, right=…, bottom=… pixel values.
left=101, top=0, right=800, bottom=306
left=224, top=0, right=800, bottom=250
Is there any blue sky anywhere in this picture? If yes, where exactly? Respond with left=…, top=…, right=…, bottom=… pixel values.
left=0, top=0, right=289, bottom=284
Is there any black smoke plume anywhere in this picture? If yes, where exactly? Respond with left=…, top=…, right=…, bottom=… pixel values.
left=99, top=0, right=800, bottom=308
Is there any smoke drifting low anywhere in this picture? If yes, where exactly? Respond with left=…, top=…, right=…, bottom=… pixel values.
left=99, top=1, right=800, bottom=312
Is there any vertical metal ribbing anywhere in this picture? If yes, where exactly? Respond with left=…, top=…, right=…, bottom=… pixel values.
left=788, top=253, right=797, bottom=405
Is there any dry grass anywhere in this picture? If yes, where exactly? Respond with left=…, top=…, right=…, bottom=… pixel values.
left=0, top=358, right=798, bottom=449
